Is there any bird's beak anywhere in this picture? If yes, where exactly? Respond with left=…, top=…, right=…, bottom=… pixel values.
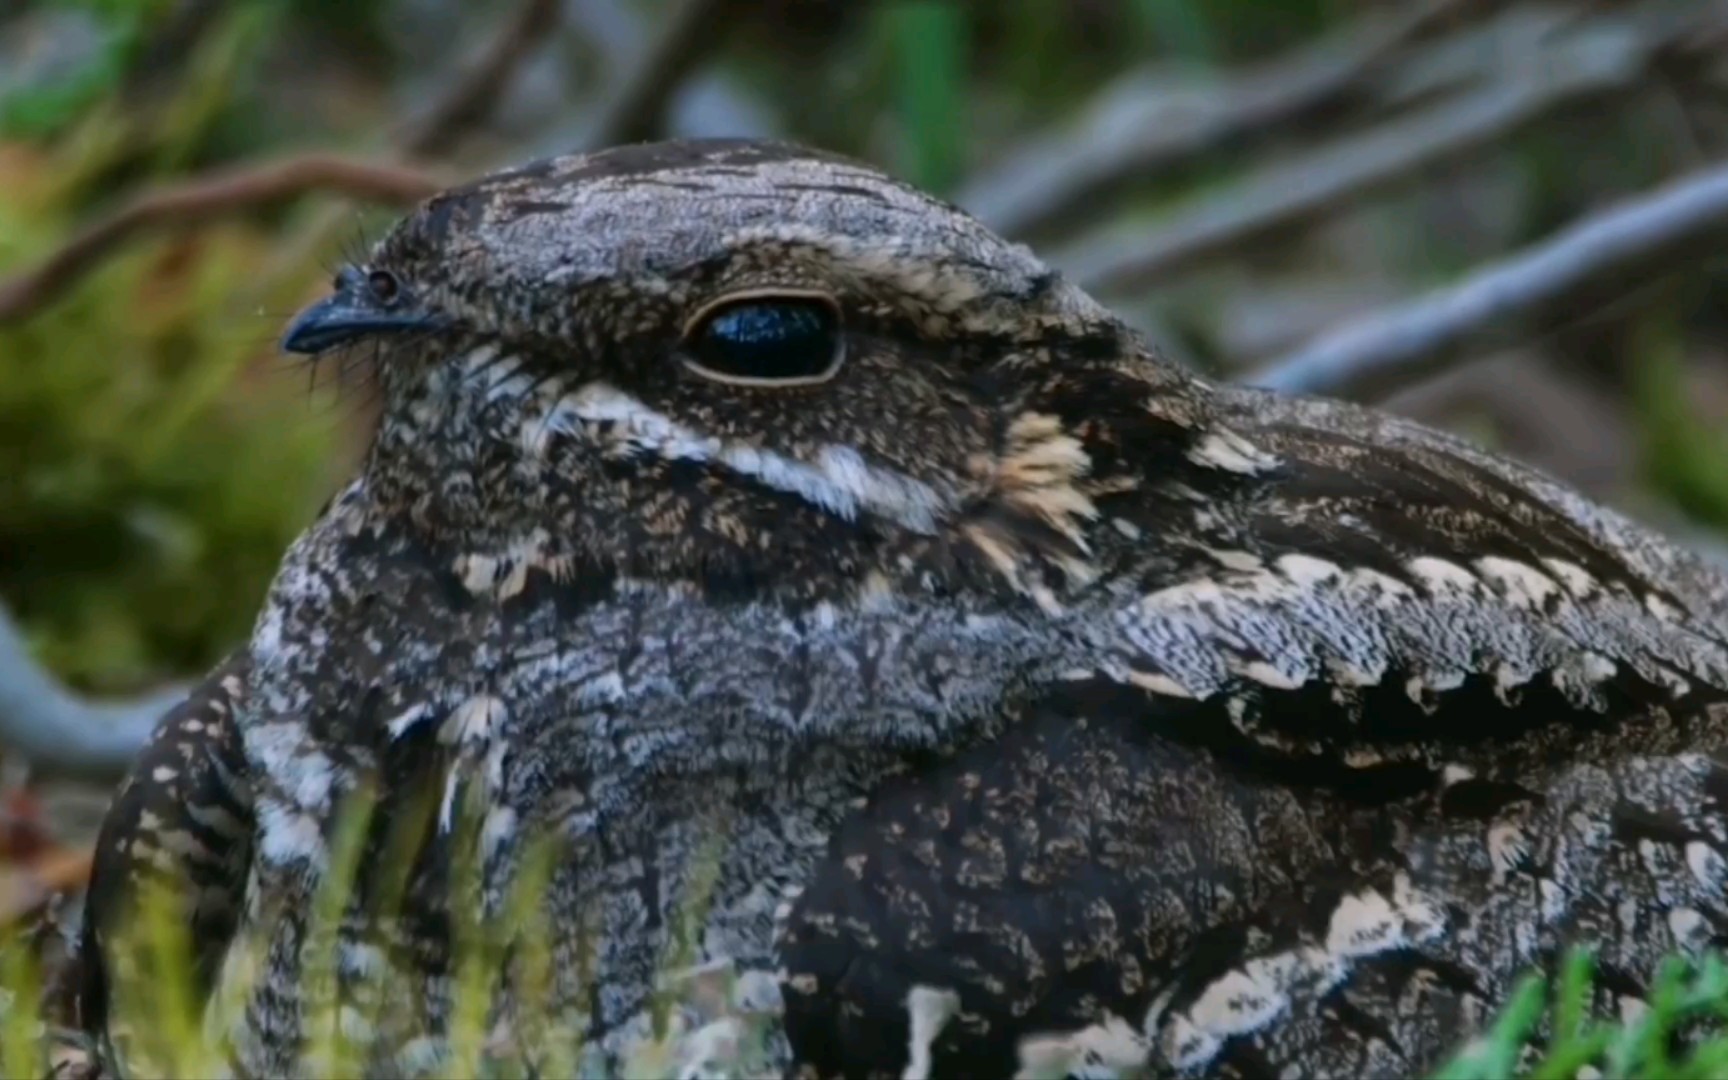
left=280, top=276, right=447, bottom=355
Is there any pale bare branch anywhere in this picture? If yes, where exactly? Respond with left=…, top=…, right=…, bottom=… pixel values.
left=1056, top=1, right=1714, bottom=294
left=0, top=602, right=188, bottom=780
left=959, top=0, right=1488, bottom=238
left=1244, top=163, right=1728, bottom=399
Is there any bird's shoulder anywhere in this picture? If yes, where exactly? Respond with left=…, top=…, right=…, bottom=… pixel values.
left=1043, top=374, right=1728, bottom=781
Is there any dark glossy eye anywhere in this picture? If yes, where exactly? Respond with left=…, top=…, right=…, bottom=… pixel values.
left=682, top=295, right=843, bottom=386
left=367, top=268, right=402, bottom=306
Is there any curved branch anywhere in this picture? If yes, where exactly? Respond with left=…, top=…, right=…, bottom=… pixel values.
left=0, top=0, right=568, bottom=328
left=1057, top=1, right=1711, bottom=294
left=0, top=156, right=440, bottom=325
left=0, top=603, right=186, bottom=780
left=1245, top=163, right=1728, bottom=399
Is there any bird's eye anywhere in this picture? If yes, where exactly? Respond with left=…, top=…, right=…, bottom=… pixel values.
left=681, top=295, right=844, bottom=387
left=367, top=269, right=403, bottom=306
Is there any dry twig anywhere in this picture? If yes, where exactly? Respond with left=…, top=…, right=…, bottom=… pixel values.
left=0, top=156, right=440, bottom=324
left=959, top=0, right=1486, bottom=238
left=1245, top=163, right=1728, bottom=399
left=0, top=0, right=567, bottom=328
left=1057, top=0, right=1714, bottom=294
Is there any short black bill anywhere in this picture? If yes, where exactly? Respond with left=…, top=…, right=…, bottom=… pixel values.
left=280, top=267, right=448, bottom=354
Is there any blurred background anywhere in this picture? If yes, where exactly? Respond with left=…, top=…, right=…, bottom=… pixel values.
left=1, top=0, right=1726, bottom=945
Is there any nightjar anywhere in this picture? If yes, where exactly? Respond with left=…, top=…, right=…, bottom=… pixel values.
left=75, top=138, right=1728, bottom=1079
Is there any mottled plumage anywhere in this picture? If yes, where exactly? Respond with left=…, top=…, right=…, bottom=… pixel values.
left=78, top=652, right=252, bottom=1064
left=79, top=138, right=1728, bottom=1078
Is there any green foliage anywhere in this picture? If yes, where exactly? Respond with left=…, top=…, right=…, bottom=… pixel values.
left=878, top=2, right=967, bottom=195
left=0, top=922, right=46, bottom=1079
left=1631, top=320, right=1728, bottom=532
left=736, top=0, right=1345, bottom=198
left=3, top=1, right=303, bottom=169
left=1437, top=949, right=1728, bottom=1079
left=0, top=3, right=346, bottom=693
left=145, top=1, right=289, bottom=171
left=1127, top=0, right=1216, bottom=64
left=0, top=1, right=163, bottom=139
left=0, top=140, right=342, bottom=692
left=32, top=796, right=775, bottom=1079
left=16, top=880, right=1728, bottom=1080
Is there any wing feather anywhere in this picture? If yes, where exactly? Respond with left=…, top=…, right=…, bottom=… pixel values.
left=77, top=651, right=255, bottom=1051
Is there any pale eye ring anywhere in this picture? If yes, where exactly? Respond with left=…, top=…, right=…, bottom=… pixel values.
left=679, top=291, right=844, bottom=387
left=367, top=268, right=403, bottom=307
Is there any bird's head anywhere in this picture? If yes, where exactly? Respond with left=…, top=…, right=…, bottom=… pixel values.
left=282, top=139, right=1240, bottom=607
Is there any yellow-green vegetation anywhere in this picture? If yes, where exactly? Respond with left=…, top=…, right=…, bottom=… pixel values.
left=0, top=13, right=348, bottom=694
left=12, top=884, right=1728, bottom=1078
left=1632, top=323, right=1728, bottom=534
left=1436, top=950, right=1728, bottom=1080
left=2, top=795, right=774, bottom=1080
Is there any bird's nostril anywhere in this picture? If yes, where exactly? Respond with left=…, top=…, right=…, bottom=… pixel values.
left=368, top=269, right=402, bottom=306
